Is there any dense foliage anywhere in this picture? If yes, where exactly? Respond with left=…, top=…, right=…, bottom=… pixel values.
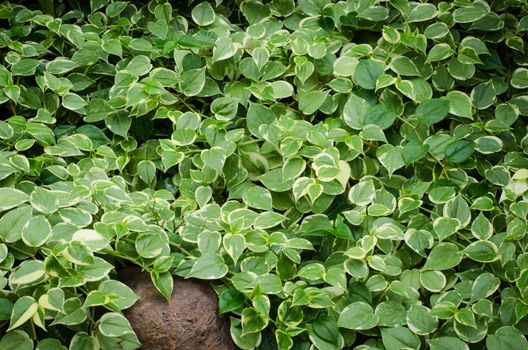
left=1, top=0, right=528, bottom=349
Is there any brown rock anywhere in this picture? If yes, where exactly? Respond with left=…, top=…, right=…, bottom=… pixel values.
left=118, top=267, right=237, bottom=350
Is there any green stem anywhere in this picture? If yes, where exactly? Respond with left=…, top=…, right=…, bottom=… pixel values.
left=178, top=97, right=200, bottom=114
left=384, top=43, right=401, bottom=64
left=184, top=149, right=202, bottom=154
left=104, top=250, right=141, bottom=265
left=396, top=116, right=451, bottom=178
left=239, top=138, right=264, bottom=146
left=419, top=206, right=437, bottom=216
left=170, top=243, right=195, bottom=258
left=6, top=244, right=36, bottom=259
left=30, top=320, right=37, bottom=340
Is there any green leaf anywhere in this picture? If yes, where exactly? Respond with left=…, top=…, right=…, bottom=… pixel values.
left=474, top=136, right=502, bottom=154
left=213, top=36, right=236, bottom=62
left=405, top=229, right=434, bottom=256
left=463, top=241, right=499, bottom=262
left=12, top=59, right=41, bottom=76
left=63, top=241, right=94, bottom=266
left=375, top=301, right=407, bottom=327
left=333, top=56, right=357, bottom=77
left=471, top=213, right=493, bottom=240
left=99, top=280, right=139, bottom=309
left=219, top=289, right=245, bottom=315
left=77, top=125, right=111, bottom=148
left=338, top=302, right=378, bottom=330
left=148, top=20, right=169, bottom=40
left=453, top=5, right=488, bottom=23
left=396, top=79, right=415, bottom=100
left=427, top=44, right=453, bottom=62
left=125, top=55, right=152, bottom=76
left=408, top=3, right=438, bottom=23
left=195, top=186, right=212, bottom=207
left=129, top=38, right=153, bottom=51
left=198, top=231, right=221, bottom=256
left=298, top=90, right=329, bottom=115
left=72, top=229, right=108, bottom=252
left=210, top=97, right=238, bottom=120
left=402, top=141, right=429, bottom=164
left=447, top=91, right=473, bottom=119
left=354, top=59, right=385, bottom=90
left=348, top=180, right=375, bottom=206
left=445, top=140, right=474, bottom=164
left=62, top=93, right=87, bottom=111
left=77, top=257, right=113, bottom=282
left=137, top=160, right=156, bottom=185
left=106, top=2, right=128, bottom=17
left=187, top=255, right=228, bottom=279
left=470, top=272, right=500, bottom=302
left=135, top=232, right=165, bottom=259
left=102, top=39, right=123, bottom=58
left=309, top=315, right=343, bottom=348
left=381, top=327, right=421, bottom=350
left=423, top=243, right=463, bottom=270
left=471, top=80, right=496, bottom=109
left=97, top=313, right=135, bottom=337
left=420, top=270, right=446, bottom=292
left=486, top=326, right=528, bottom=350
left=8, top=296, right=38, bottom=331
left=0, top=188, right=29, bottom=212
left=383, top=26, right=400, bottom=44
left=428, top=337, right=469, bottom=350
left=390, top=56, right=420, bottom=76
left=454, top=307, right=476, bottom=328
left=241, top=307, right=268, bottom=335
left=201, top=147, right=226, bottom=172
left=276, top=330, right=293, bottom=350
left=4, top=85, right=20, bottom=102
left=230, top=317, right=261, bottom=349
left=246, top=103, right=276, bottom=138
left=179, top=67, right=206, bottom=96
left=511, top=68, right=528, bottom=89
left=9, top=260, right=46, bottom=289
left=433, top=217, right=460, bottom=241
left=448, top=58, right=475, bottom=81
left=39, top=288, right=65, bottom=313
left=21, top=215, right=51, bottom=247
left=365, top=104, right=396, bottom=129
left=223, top=234, right=245, bottom=264
left=359, top=6, right=388, bottom=21
left=282, top=157, right=306, bottom=181
left=69, top=333, right=98, bottom=350
left=106, top=113, right=132, bottom=138
left=377, top=144, right=405, bottom=176
left=361, top=124, right=387, bottom=142
left=192, top=2, right=216, bottom=26
left=406, top=304, right=438, bottom=335
left=443, top=196, right=471, bottom=229
left=242, top=186, right=273, bottom=211
left=0, top=331, right=33, bottom=350
left=151, top=271, right=173, bottom=301
left=343, top=93, right=370, bottom=130
left=415, top=98, right=450, bottom=125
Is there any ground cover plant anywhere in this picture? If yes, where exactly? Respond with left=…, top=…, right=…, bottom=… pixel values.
left=0, top=0, right=528, bottom=349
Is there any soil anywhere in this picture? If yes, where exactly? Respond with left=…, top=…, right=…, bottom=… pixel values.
left=118, top=267, right=237, bottom=350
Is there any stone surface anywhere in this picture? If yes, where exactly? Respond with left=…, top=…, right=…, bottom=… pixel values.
left=118, top=267, right=237, bottom=350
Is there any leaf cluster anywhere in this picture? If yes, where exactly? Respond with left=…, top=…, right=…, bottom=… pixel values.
left=0, top=0, right=528, bottom=349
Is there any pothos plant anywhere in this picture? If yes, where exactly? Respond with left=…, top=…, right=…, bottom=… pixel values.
left=0, top=0, right=528, bottom=349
